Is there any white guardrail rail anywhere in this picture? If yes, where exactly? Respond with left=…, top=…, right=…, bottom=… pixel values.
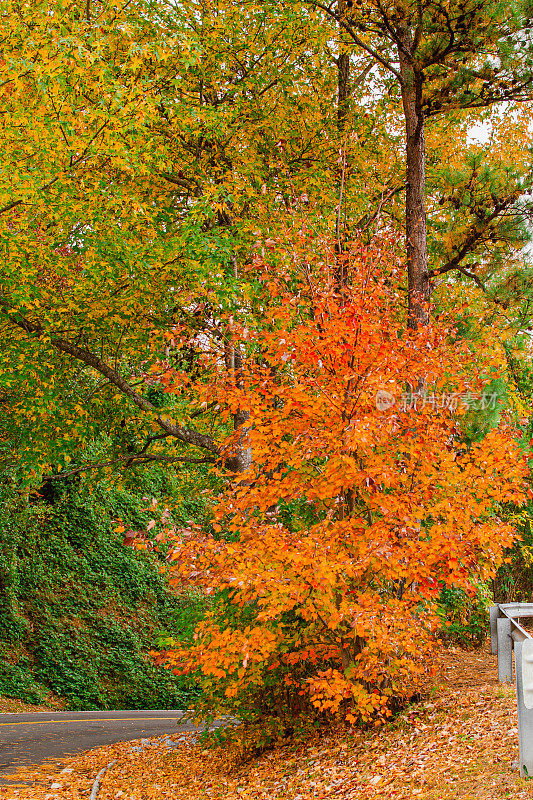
left=491, top=603, right=533, bottom=777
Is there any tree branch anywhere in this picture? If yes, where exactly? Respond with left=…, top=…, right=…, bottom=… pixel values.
left=42, top=453, right=217, bottom=482
left=456, top=265, right=488, bottom=293
left=428, top=200, right=514, bottom=279
left=305, top=0, right=404, bottom=83
left=0, top=302, right=220, bottom=456
left=0, top=120, right=110, bottom=215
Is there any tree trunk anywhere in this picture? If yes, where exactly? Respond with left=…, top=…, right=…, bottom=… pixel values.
left=223, top=339, right=252, bottom=474
left=337, top=0, right=350, bottom=131
left=338, top=53, right=350, bottom=130
left=336, top=3, right=350, bottom=285
left=398, top=36, right=430, bottom=329
left=232, top=347, right=252, bottom=472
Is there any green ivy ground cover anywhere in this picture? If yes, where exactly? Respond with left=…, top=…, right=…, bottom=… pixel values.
left=0, top=476, right=204, bottom=710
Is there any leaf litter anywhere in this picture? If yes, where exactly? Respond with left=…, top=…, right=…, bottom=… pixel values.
left=1, top=644, right=531, bottom=800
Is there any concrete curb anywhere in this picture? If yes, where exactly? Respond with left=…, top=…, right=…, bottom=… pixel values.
left=89, top=760, right=116, bottom=800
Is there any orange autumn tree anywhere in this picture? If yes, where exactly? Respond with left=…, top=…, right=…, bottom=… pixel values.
left=154, top=237, right=527, bottom=741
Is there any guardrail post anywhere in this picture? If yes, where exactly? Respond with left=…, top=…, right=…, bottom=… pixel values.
left=515, top=641, right=533, bottom=777
left=497, top=617, right=513, bottom=682
left=490, top=604, right=499, bottom=655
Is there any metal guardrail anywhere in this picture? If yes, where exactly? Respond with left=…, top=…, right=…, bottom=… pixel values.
left=491, top=603, right=533, bottom=777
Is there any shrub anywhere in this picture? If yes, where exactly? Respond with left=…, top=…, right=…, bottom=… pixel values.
left=436, top=585, right=490, bottom=648
left=152, top=243, right=527, bottom=743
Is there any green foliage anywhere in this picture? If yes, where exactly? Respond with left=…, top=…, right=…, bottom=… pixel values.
left=493, top=512, right=533, bottom=602
left=0, top=476, right=206, bottom=709
left=436, top=585, right=490, bottom=648
left=459, top=377, right=508, bottom=444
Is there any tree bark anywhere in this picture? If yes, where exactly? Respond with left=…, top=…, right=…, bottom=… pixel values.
left=231, top=347, right=252, bottom=473
left=337, top=0, right=350, bottom=131
left=398, top=35, right=430, bottom=329
left=337, top=53, right=350, bottom=130
left=336, top=3, right=350, bottom=286
left=223, top=339, right=252, bottom=474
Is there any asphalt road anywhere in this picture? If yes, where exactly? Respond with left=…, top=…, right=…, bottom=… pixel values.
left=0, top=709, right=199, bottom=778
